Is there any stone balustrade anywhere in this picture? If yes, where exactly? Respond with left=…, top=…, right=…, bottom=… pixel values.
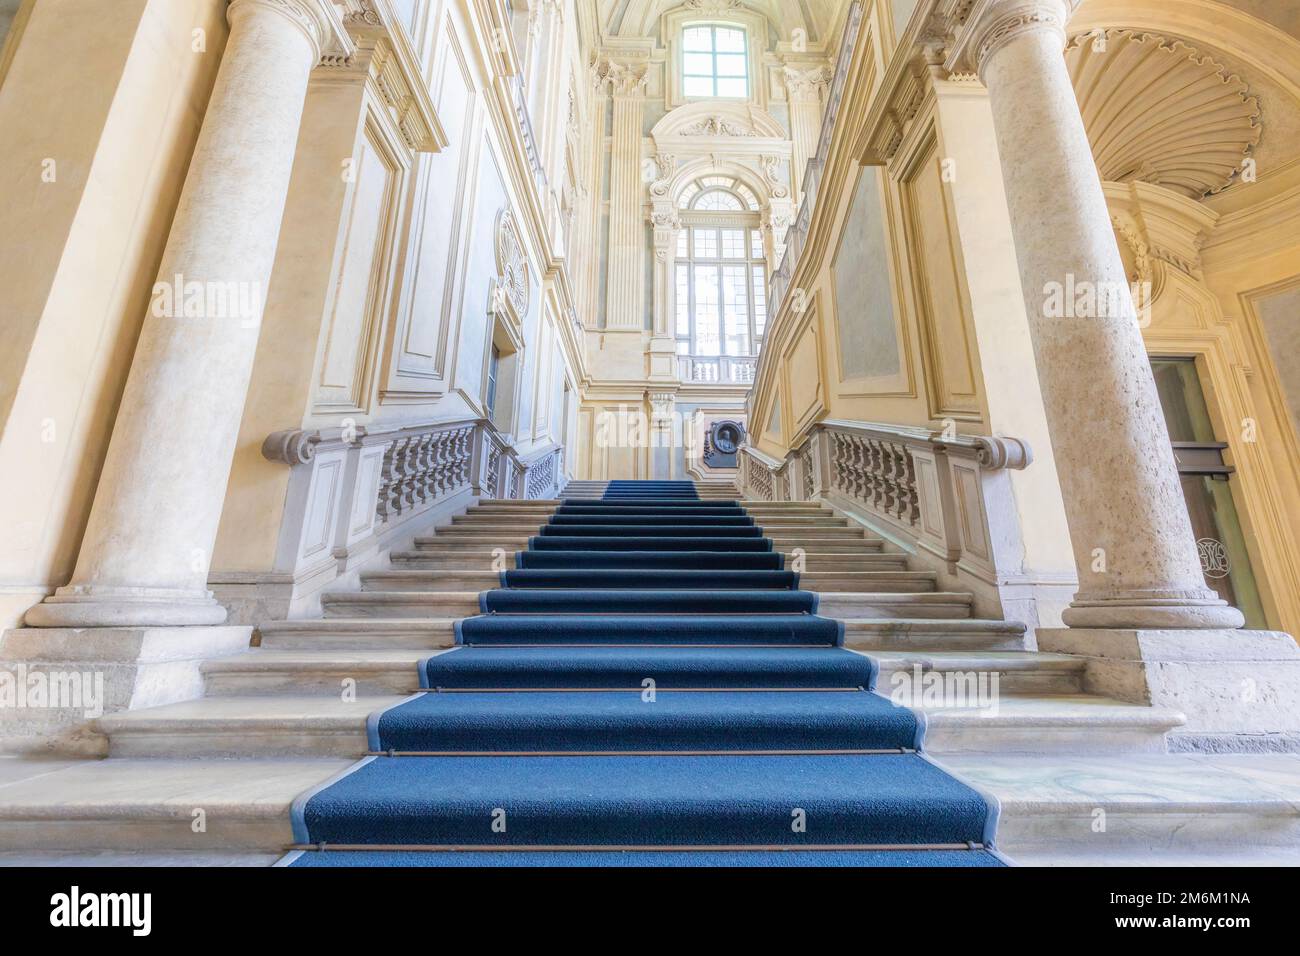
left=253, top=419, right=564, bottom=619
left=737, top=420, right=1055, bottom=625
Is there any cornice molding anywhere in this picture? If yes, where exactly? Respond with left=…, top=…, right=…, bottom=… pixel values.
left=311, top=0, right=445, bottom=152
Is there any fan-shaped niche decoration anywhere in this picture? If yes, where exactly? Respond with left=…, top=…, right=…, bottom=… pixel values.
left=1065, top=29, right=1262, bottom=199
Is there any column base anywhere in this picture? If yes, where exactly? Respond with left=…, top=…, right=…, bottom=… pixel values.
left=0, top=625, right=251, bottom=756
left=1062, top=595, right=1245, bottom=630
left=1039, top=627, right=1300, bottom=753
left=25, top=585, right=228, bottom=628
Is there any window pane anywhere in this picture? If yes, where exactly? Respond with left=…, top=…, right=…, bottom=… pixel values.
left=722, top=229, right=746, bottom=258
left=683, top=27, right=714, bottom=51
left=694, top=266, right=720, bottom=356
left=750, top=229, right=764, bottom=259
left=683, top=52, right=715, bottom=76
left=752, top=265, right=767, bottom=338
left=676, top=339, right=691, bottom=355
left=715, top=27, right=746, bottom=53
left=677, top=230, right=688, bottom=258
left=675, top=264, right=691, bottom=337
left=716, top=77, right=747, bottom=97
left=693, top=227, right=718, bottom=258
left=683, top=75, right=714, bottom=97
left=723, top=265, right=750, bottom=356
left=715, top=53, right=747, bottom=77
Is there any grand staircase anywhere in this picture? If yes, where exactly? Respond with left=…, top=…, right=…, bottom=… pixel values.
left=1, top=481, right=1296, bottom=865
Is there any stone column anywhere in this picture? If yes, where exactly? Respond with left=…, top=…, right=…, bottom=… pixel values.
left=599, top=60, right=648, bottom=330
left=947, top=0, right=1241, bottom=630
left=27, top=0, right=350, bottom=627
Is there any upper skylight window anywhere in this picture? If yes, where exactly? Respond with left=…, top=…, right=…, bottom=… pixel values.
left=682, top=25, right=749, bottom=98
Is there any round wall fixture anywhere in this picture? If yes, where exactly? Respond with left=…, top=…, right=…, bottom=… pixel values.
left=704, top=420, right=746, bottom=469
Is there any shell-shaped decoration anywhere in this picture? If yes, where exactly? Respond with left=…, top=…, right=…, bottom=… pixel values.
left=1065, top=29, right=1262, bottom=199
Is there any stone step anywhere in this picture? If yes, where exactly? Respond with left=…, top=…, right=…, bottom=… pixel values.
left=410, top=534, right=886, bottom=552
left=476, top=499, right=563, bottom=506
left=920, top=695, right=1183, bottom=755
left=862, top=650, right=1085, bottom=695
left=6, top=753, right=1295, bottom=860
left=0, top=757, right=349, bottom=851
left=203, top=647, right=1076, bottom=698
left=204, top=648, right=437, bottom=695
left=939, top=754, right=1300, bottom=862
left=256, top=615, right=1020, bottom=654
left=389, top=551, right=910, bottom=572
left=770, top=537, right=883, bottom=552
left=321, top=589, right=970, bottom=620
left=357, top=569, right=938, bottom=594
left=256, top=618, right=458, bottom=651
left=321, top=591, right=482, bottom=618
left=421, top=524, right=870, bottom=540
left=413, top=536, right=533, bottom=551
left=93, top=690, right=1180, bottom=759
left=818, top=591, right=973, bottom=619
left=841, top=618, right=1028, bottom=652
left=95, top=696, right=398, bottom=757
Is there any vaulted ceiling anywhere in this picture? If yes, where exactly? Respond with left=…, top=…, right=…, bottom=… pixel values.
left=596, top=0, right=844, bottom=43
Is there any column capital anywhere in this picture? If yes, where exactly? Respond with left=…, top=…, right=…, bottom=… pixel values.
left=228, top=0, right=354, bottom=62
left=942, top=0, right=1079, bottom=78
left=592, top=56, right=649, bottom=97
left=782, top=64, right=831, bottom=101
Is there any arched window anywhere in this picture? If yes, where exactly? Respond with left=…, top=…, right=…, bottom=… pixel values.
left=682, top=25, right=749, bottom=98
left=674, top=177, right=767, bottom=362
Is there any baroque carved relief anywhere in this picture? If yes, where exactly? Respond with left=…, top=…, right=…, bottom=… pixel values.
left=494, top=209, right=530, bottom=320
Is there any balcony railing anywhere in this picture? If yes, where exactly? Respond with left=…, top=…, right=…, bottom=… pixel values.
left=677, top=355, right=758, bottom=384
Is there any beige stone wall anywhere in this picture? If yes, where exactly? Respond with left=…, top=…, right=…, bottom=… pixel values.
left=0, top=0, right=227, bottom=629
left=209, top=0, right=590, bottom=577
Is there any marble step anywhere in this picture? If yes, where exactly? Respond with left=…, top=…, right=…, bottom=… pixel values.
left=818, top=591, right=972, bottom=619
left=413, top=536, right=533, bottom=551
left=940, top=754, right=1300, bottom=861
left=255, top=616, right=1024, bottom=654
left=862, top=650, right=1085, bottom=696
left=321, top=589, right=972, bottom=619
left=920, top=696, right=1183, bottom=755
left=420, top=525, right=871, bottom=540
left=456, top=513, right=850, bottom=527
left=93, top=691, right=1179, bottom=758
left=841, top=618, right=1028, bottom=652
left=0, top=757, right=348, bottom=852
left=322, top=591, right=481, bottom=618
left=6, top=753, right=1295, bottom=861
left=356, top=569, right=939, bottom=594
left=257, top=618, right=458, bottom=651
left=410, top=534, right=886, bottom=553
left=389, top=551, right=910, bottom=572
left=204, top=648, right=439, bottom=695
left=472, top=499, right=561, bottom=507
left=203, top=648, right=1076, bottom=697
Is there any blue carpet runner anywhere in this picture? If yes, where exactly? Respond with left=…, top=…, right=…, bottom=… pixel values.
left=287, top=480, right=1003, bottom=867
